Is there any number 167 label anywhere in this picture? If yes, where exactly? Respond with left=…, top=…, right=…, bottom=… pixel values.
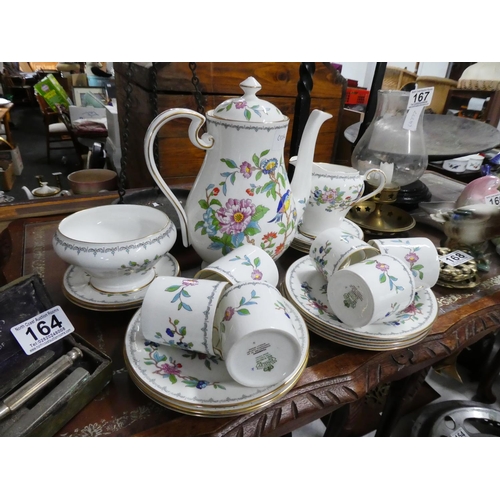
left=11, top=305, right=74, bottom=355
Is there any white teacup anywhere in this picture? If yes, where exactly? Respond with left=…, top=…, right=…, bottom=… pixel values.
left=194, top=243, right=279, bottom=286
left=297, top=161, right=387, bottom=238
left=327, top=254, right=416, bottom=328
left=141, top=276, right=230, bottom=356
left=309, top=227, right=380, bottom=281
left=367, top=237, right=440, bottom=289
left=52, top=204, right=177, bottom=293
left=213, top=281, right=301, bottom=388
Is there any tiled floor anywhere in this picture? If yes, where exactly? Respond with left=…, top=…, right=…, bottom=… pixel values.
left=291, top=364, right=500, bottom=437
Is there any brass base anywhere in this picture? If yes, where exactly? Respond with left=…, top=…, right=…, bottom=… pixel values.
left=346, top=201, right=416, bottom=233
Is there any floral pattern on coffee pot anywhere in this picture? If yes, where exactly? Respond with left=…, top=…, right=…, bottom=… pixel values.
left=144, top=77, right=331, bottom=264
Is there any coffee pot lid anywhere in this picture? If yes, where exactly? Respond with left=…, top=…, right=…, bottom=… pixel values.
left=212, top=77, right=287, bottom=123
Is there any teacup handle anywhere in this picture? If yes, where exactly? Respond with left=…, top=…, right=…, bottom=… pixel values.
left=357, top=168, right=387, bottom=203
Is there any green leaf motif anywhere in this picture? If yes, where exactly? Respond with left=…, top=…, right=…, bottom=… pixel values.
left=169, top=374, right=177, bottom=384
left=237, top=309, right=250, bottom=315
left=166, top=285, right=181, bottom=292
left=278, top=172, right=286, bottom=188
left=252, top=153, right=260, bottom=167
left=244, top=109, right=251, bottom=121
left=220, top=158, right=238, bottom=169
left=244, top=225, right=260, bottom=237
left=379, top=274, right=387, bottom=283
left=252, top=205, right=270, bottom=221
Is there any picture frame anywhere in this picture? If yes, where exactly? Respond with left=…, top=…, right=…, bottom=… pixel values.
left=72, top=86, right=107, bottom=108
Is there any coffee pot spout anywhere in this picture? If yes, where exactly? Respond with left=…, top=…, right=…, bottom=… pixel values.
left=290, top=109, right=332, bottom=221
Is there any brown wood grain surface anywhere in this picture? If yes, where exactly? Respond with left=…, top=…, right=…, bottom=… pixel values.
left=114, top=62, right=346, bottom=189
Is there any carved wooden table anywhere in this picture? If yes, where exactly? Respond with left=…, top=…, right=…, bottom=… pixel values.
left=2, top=197, right=500, bottom=436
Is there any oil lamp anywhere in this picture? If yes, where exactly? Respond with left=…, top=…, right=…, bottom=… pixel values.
left=348, top=89, right=428, bottom=233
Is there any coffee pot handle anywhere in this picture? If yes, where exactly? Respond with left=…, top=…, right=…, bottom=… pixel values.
left=144, top=109, right=214, bottom=248
left=357, top=168, right=387, bottom=204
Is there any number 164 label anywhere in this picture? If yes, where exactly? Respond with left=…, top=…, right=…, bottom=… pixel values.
left=11, top=306, right=74, bottom=355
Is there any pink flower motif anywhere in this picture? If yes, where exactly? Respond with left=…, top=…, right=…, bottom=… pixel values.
left=235, top=100, right=247, bottom=109
left=159, top=362, right=182, bottom=376
left=311, top=300, right=328, bottom=312
left=402, top=303, right=418, bottom=315
left=240, top=161, right=252, bottom=178
left=376, top=262, right=390, bottom=272
left=321, top=189, right=338, bottom=203
left=223, top=307, right=235, bottom=321
left=405, top=252, right=419, bottom=264
left=216, top=198, right=255, bottom=235
left=182, top=279, right=198, bottom=286
left=251, top=269, right=263, bottom=280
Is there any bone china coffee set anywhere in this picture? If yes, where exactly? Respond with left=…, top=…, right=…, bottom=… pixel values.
left=51, top=78, right=438, bottom=417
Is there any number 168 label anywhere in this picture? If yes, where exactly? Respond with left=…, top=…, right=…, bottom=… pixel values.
left=10, top=305, right=74, bottom=355
left=439, top=250, right=474, bottom=267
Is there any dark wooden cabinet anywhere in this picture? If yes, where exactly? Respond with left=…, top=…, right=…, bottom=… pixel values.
left=114, top=63, right=347, bottom=189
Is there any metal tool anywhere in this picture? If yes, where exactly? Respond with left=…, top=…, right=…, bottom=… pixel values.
left=0, top=347, right=83, bottom=421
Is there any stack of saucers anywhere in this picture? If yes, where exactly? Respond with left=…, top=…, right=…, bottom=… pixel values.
left=281, top=255, right=438, bottom=351
left=123, top=300, right=309, bottom=417
left=123, top=243, right=310, bottom=417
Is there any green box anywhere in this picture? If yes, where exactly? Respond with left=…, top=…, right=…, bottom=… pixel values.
left=34, top=74, right=72, bottom=111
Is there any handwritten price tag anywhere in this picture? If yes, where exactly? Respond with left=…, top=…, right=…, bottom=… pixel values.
left=404, top=87, right=435, bottom=131
left=439, top=250, right=474, bottom=267
left=10, top=305, right=74, bottom=355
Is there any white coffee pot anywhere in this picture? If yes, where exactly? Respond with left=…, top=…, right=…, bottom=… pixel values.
left=144, top=77, right=331, bottom=264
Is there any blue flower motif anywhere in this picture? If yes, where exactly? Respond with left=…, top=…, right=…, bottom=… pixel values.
left=166, top=328, right=174, bottom=337
left=261, top=158, right=278, bottom=175
left=196, top=380, right=209, bottom=389
left=144, top=340, right=159, bottom=347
